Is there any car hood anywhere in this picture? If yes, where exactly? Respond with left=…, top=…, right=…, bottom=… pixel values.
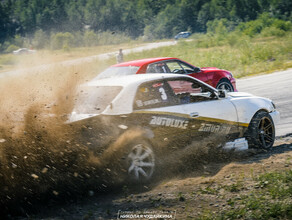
left=228, top=92, right=273, bottom=106
left=200, top=67, right=222, bottom=73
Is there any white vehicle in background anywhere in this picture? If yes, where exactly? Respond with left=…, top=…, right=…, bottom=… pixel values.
left=174, top=31, right=191, bottom=40
left=13, top=48, right=36, bottom=55
left=68, top=74, right=280, bottom=182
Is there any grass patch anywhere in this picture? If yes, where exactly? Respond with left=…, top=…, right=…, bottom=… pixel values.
left=1, top=32, right=291, bottom=78
left=126, top=32, right=292, bottom=78
left=198, top=170, right=292, bottom=219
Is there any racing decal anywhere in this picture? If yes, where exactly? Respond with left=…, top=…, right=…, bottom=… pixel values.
left=136, top=99, right=160, bottom=107
left=152, top=82, right=163, bottom=88
left=134, top=111, right=249, bottom=128
left=139, top=87, right=149, bottom=93
left=198, top=123, right=231, bottom=134
left=198, top=116, right=249, bottom=127
left=159, top=87, right=168, bottom=100
left=149, top=116, right=189, bottom=129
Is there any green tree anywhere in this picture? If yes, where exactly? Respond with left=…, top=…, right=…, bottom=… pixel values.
left=33, top=29, right=48, bottom=49
left=51, top=32, right=74, bottom=50
left=0, top=2, right=11, bottom=46
left=84, top=30, right=98, bottom=46
left=1, top=0, right=292, bottom=51
left=66, top=0, right=85, bottom=32
left=197, top=3, right=211, bottom=32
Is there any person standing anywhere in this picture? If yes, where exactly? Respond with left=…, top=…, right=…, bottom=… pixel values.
left=116, top=49, right=124, bottom=63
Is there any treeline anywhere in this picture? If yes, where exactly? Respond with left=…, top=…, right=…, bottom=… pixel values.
left=0, top=0, right=291, bottom=51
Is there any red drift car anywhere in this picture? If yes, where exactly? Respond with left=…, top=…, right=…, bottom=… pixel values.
left=96, top=57, right=237, bottom=92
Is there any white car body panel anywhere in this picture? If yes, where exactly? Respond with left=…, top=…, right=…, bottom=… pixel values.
left=180, top=99, right=237, bottom=124
left=71, top=74, right=280, bottom=129
left=228, top=93, right=279, bottom=124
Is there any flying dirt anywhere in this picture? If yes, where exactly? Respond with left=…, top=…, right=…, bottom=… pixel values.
left=0, top=64, right=237, bottom=216
left=0, top=49, right=290, bottom=219
left=0, top=42, right=180, bottom=216
left=0, top=62, right=113, bottom=215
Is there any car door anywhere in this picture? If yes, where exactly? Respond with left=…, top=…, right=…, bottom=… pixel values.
left=132, top=79, right=193, bottom=147
left=165, top=78, right=238, bottom=141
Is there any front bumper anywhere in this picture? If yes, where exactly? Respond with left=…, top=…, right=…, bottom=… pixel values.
left=230, top=77, right=238, bottom=92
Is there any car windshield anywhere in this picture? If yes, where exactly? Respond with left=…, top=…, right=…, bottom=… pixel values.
left=95, top=66, right=139, bottom=79
left=73, top=86, right=122, bottom=114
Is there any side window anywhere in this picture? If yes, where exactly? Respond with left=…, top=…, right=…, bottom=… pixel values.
left=166, top=79, right=216, bottom=104
left=146, top=62, right=169, bottom=73
left=165, top=61, right=195, bottom=74
left=134, top=81, right=179, bottom=110
left=166, top=61, right=185, bottom=74
left=179, top=62, right=195, bottom=73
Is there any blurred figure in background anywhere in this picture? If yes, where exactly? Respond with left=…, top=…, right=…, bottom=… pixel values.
left=116, top=49, right=124, bottom=63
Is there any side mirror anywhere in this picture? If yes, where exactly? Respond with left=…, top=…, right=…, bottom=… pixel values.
left=218, top=90, right=227, bottom=98
left=194, top=67, right=201, bottom=73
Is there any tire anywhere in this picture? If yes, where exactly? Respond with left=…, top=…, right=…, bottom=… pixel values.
left=216, top=79, right=234, bottom=92
left=102, top=138, right=156, bottom=184
left=245, top=111, right=275, bottom=149
left=123, top=139, right=155, bottom=183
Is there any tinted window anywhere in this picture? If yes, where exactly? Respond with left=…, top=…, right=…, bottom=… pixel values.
left=166, top=61, right=195, bottom=74
left=166, top=79, right=216, bottom=103
left=178, top=61, right=195, bottom=73
left=134, top=80, right=179, bottom=110
left=146, top=63, right=170, bottom=73
left=166, top=61, right=184, bottom=73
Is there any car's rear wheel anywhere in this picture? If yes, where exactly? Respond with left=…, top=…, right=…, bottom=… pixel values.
left=125, top=141, right=155, bottom=182
left=245, top=111, right=275, bottom=149
left=102, top=137, right=156, bottom=184
left=216, top=79, right=234, bottom=92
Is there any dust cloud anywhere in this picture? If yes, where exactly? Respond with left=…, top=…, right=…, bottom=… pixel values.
left=0, top=56, right=235, bottom=217
left=0, top=59, right=114, bottom=215
left=0, top=56, right=158, bottom=217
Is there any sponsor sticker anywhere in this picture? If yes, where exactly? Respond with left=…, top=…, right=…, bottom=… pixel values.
left=136, top=99, right=160, bottom=107
left=149, top=116, right=189, bottom=129
left=152, top=82, right=163, bottom=88
left=198, top=123, right=231, bottom=134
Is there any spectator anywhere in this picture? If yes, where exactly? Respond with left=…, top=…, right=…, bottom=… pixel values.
left=116, top=49, right=124, bottom=63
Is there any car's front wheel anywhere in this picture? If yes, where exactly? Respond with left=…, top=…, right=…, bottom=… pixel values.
left=216, top=79, right=234, bottom=92
left=245, top=111, right=275, bottom=149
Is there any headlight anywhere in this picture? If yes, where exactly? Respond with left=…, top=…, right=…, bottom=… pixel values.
left=229, top=72, right=233, bottom=78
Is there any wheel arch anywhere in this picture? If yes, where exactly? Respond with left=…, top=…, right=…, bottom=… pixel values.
left=212, top=71, right=230, bottom=87
left=248, top=109, right=270, bottom=126
left=244, top=109, right=275, bottom=149
left=215, top=77, right=234, bottom=90
left=231, top=97, right=275, bottom=125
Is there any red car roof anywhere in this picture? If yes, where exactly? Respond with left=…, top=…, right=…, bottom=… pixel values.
left=112, top=57, right=178, bottom=67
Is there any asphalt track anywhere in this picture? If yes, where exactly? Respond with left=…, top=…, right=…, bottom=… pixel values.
left=237, top=69, right=292, bottom=137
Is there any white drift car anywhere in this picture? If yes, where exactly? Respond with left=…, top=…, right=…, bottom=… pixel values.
left=68, top=74, right=279, bottom=182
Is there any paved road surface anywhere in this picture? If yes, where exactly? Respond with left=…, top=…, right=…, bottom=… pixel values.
left=237, top=69, right=292, bottom=137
